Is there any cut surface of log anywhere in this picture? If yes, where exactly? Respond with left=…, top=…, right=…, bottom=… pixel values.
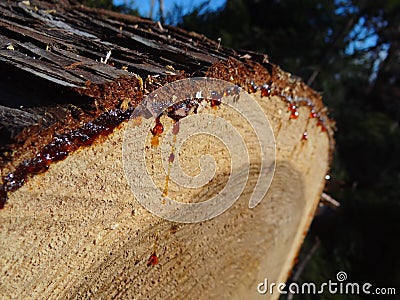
left=0, top=1, right=333, bottom=299
left=1, top=92, right=330, bottom=299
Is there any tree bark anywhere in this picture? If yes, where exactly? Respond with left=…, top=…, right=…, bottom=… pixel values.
left=0, top=1, right=333, bottom=299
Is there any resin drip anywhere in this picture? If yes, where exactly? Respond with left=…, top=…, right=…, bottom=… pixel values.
left=162, top=121, right=180, bottom=199
left=151, top=116, right=164, bottom=147
left=147, top=232, right=159, bottom=266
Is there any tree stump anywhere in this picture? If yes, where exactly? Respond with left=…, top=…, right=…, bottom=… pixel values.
left=0, top=1, right=333, bottom=299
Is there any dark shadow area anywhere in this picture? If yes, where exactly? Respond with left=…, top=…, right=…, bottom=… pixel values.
left=0, top=63, right=84, bottom=108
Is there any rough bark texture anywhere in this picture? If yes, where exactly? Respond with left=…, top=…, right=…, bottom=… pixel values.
left=0, top=1, right=333, bottom=299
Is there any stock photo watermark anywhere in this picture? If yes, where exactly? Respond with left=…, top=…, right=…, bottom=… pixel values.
left=123, top=77, right=276, bottom=223
left=257, top=271, right=396, bottom=296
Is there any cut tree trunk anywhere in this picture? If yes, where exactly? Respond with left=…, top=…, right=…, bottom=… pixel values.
left=0, top=1, right=334, bottom=299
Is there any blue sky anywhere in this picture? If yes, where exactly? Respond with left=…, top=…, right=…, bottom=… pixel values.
left=114, top=0, right=226, bottom=18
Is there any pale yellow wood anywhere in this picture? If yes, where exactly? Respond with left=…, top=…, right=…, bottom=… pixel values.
left=0, top=92, right=330, bottom=299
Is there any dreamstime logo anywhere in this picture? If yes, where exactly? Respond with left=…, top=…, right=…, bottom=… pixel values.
left=257, top=271, right=397, bottom=296
left=122, top=77, right=276, bottom=223
left=336, top=271, right=347, bottom=281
